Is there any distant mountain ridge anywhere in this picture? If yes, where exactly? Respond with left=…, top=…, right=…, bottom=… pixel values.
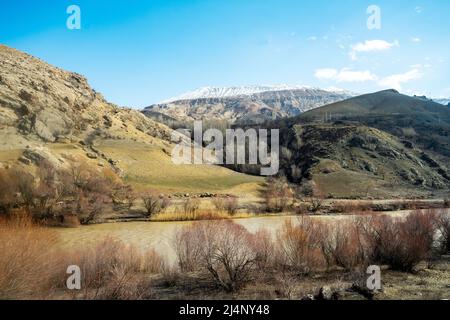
left=434, top=98, right=450, bottom=106
left=160, top=85, right=354, bottom=103
left=144, top=86, right=355, bottom=125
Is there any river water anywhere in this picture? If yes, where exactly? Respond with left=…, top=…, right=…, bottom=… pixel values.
left=55, top=211, right=422, bottom=262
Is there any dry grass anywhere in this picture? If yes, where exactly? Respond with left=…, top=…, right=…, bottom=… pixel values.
left=151, top=210, right=254, bottom=222
left=0, top=215, right=60, bottom=299
left=63, top=236, right=164, bottom=299
left=0, top=215, right=164, bottom=300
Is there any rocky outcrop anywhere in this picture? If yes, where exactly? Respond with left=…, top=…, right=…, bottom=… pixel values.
left=0, top=44, right=173, bottom=147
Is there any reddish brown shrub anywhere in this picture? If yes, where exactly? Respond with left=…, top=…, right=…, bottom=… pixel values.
left=276, top=217, right=326, bottom=273
left=318, top=219, right=372, bottom=271
left=367, top=210, right=437, bottom=271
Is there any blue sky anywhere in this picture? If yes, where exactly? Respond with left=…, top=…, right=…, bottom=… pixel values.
left=1, top=0, right=449, bottom=107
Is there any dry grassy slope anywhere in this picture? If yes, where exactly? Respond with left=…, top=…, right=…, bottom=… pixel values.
left=0, top=45, right=262, bottom=193
left=249, top=90, right=449, bottom=198
left=299, top=89, right=450, bottom=119
left=280, top=123, right=450, bottom=198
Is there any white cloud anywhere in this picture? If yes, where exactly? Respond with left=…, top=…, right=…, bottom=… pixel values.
left=307, top=36, right=318, bottom=41
left=411, top=37, right=421, bottom=43
left=378, top=69, right=423, bottom=91
left=315, top=68, right=377, bottom=83
left=349, top=39, right=399, bottom=60
left=415, top=6, right=422, bottom=14
left=314, top=68, right=338, bottom=80
left=409, top=63, right=432, bottom=69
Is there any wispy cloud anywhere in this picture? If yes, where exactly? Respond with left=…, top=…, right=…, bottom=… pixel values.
left=415, top=6, right=422, bottom=14
left=315, top=68, right=378, bottom=83
left=410, top=37, right=421, bottom=43
left=349, top=39, right=399, bottom=60
left=378, top=69, right=423, bottom=91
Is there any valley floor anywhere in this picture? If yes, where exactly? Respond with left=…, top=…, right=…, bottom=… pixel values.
left=145, top=259, right=450, bottom=300
left=2, top=209, right=450, bottom=300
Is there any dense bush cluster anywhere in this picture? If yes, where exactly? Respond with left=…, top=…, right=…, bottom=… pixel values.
left=0, top=159, right=133, bottom=225
left=1, top=208, right=449, bottom=298
left=173, top=209, right=450, bottom=291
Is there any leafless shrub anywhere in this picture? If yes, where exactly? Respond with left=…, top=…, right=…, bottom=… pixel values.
left=298, top=182, right=326, bottom=213
left=142, top=192, right=170, bottom=217
left=173, top=220, right=260, bottom=292
left=0, top=168, right=19, bottom=215
left=253, top=229, right=274, bottom=269
left=212, top=197, right=226, bottom=212
left=318, top=219, right=372, bottom=271
left=307, top=197, right=324, bottom=213
left=99, top=266, right=154, bottom=300
left=367, top=210, right=437, bottom=272
left=436, top=209, right=450, bottom=253
left=444, top=198, right=450, bottom=208
left=182, top=198, right=200, bottom=215
left=113, top=184, right=136, bottom=210
left=273, top=270, right=298, bottom=300
left=63, top=237, right=164, bottom=299
left=264, top=177, right=294, bottom=213
left=60, top=163, right=113, bottom=224
left=173, top=225, right=203, bottom=272
left=212, top=196, right=238, bottom=214
left=293, top=203, right=309, bottom=215
left=160, top=264, right=180, bottom=287
left=276, top=217, right=325, bottom=273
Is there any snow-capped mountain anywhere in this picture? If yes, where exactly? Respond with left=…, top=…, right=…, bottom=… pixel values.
left=144, top=86, right=355, bottom=125
left=160, top=85, right=354, bottom=103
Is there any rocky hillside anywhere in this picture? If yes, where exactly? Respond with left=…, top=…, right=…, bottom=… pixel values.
left=234, top=90, right=450, bottom=198
left=0, top=45, right=172, bottom=146
left=0, top=45, right=262, bottom=194
left=144, top=87, right=353, bottom=125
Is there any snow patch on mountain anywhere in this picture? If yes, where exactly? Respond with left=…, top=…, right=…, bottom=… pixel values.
left=160, top=85, right=355, bottom=103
